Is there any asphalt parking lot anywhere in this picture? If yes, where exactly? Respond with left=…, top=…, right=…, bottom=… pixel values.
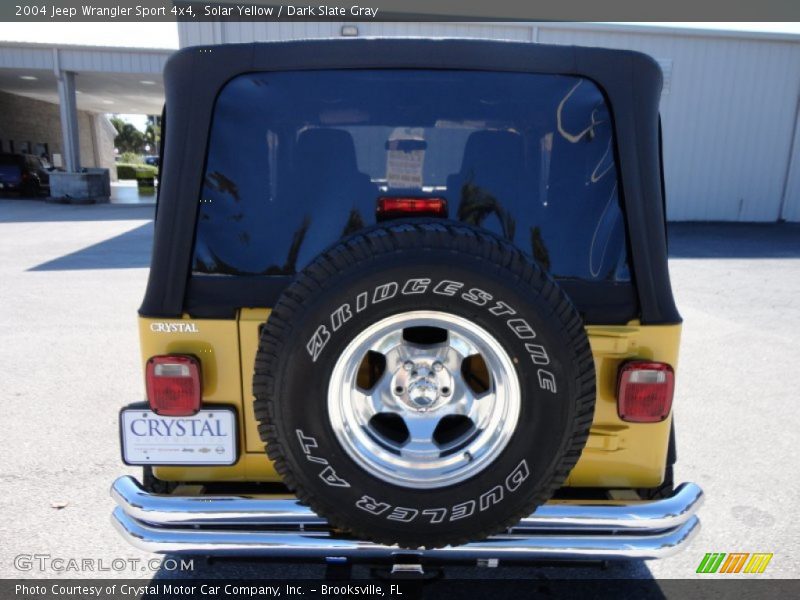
left=0, top=199, right=798, bottom=586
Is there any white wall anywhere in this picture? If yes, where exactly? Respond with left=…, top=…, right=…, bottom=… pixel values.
left=178, top=22, right=800, bottom=222
left=536, top=24, right=800, bottom=223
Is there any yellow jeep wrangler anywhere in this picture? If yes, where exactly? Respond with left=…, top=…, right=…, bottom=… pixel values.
left=112, top=39, right=703, bottom=564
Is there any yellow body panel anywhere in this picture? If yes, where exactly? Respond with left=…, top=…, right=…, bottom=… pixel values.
left=567, top=323, right=680, bottom=487
left=140, top=314, right=680, bottom=488
left=139, top=315, right=279, bottom=483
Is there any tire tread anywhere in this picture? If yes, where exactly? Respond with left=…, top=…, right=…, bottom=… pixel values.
left=253, top=220, right=595, bottom=548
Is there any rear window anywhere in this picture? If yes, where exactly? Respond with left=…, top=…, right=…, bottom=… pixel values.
left=194, top=70, right=629, bottom=283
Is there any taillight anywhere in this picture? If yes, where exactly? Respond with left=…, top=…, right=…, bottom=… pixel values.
left=617, top=361, right=674, bottom=423
left=376, top=197, right=448, bottom=220
left=145, top=355, right=201, bottom=416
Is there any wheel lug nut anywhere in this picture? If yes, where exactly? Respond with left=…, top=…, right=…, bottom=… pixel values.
left=403, top=361, right=414, bottom=371
left=441, top=386, right=451, bottom=396
left=432, top=361, right=444, bottom=372
left=394, top=386, right=405, bottom=395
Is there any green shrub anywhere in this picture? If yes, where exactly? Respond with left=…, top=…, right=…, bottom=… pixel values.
left=136, top=165, right=157, bottom=178
left=117, top=163, right=157, bottom=180
left=116, top=164, right=137, bottom=179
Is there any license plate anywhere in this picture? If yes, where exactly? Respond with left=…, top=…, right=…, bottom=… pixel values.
left=120, top=407, right=237, bottom=465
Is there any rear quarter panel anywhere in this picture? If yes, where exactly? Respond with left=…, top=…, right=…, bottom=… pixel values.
left=140, top=315, right=680, bottom=488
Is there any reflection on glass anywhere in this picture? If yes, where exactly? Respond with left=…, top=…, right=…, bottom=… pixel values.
left=457, top=180, right=516, bottom=241
left=194, top=70, right=629, bottom=283
left=530, top=226, right=551, bottom=273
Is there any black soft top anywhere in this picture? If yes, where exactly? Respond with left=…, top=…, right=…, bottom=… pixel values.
left=142, top=39, right=679, bottom=325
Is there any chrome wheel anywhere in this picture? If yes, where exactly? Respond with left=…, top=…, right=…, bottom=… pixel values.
left=328, top=311, right=521, bottom=489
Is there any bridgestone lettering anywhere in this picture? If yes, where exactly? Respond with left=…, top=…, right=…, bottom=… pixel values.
left=305, top=278, right=554, bottom=393
left=306, top=325, right=331, bottom=362
left=373, top=282, right=398, bottom=303
left=255, top=220, right=597, bottom=548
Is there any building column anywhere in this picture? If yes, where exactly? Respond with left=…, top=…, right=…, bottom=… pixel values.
left=56, top=69, right=81, bottom=172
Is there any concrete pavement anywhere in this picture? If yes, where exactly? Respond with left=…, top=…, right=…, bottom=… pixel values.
left=0, top=199, right=798, bottom=583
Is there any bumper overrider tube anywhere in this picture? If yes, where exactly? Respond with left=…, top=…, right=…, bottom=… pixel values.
left=110, top=476, right=703, bottom=562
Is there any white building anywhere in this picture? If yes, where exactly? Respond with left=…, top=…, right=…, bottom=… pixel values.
left=0, top=22, right=797, bottom=220
left=0, top=42, right=170, bottom=176
left=178, top=21, right=800, bottom=222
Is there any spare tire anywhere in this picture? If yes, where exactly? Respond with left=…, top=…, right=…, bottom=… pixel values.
left=253, top=220, right=595, bottom=549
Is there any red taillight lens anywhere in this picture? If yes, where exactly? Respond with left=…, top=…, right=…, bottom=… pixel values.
left=617, top=361, right=674, bottom=423
left=376, top=197, right=448, bottom=219
left=145, top=355, right=201, bottom=416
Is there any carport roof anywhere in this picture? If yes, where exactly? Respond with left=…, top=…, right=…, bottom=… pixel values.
left=0, top=41, right=171, bottom=113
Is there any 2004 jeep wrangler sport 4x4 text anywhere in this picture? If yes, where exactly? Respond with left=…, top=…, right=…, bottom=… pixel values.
left=111, top=39, right=703, bottom=565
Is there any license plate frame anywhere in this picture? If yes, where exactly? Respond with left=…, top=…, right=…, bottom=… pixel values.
left=119, top=404, right=238, bottom=466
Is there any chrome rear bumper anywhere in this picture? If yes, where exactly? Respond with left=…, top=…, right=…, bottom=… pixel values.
left=111, top=476, right=703, bottom=563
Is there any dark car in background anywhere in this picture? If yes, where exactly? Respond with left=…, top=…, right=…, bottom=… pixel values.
left=0, top=153, right=51, bottom=196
